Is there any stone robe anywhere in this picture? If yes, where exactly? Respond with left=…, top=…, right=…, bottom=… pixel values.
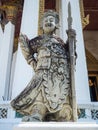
left=11, top=34, right=71, bottom=116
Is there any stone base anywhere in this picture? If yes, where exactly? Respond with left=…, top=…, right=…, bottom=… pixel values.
left=13, top=122, right=98, bottom=130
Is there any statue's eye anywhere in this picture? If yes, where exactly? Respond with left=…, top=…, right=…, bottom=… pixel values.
left=50, top=18, right=54, bottom=22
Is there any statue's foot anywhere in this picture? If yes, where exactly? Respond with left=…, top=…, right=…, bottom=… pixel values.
left=22, top=113, right=42, bottom=122
left=58, top=104, right=72, bottom=121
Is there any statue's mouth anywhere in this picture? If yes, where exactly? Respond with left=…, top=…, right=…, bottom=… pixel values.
left=45, top=23, right=53, bottom=27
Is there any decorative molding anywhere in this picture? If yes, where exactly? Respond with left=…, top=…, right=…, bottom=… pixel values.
left=2, top=0, right=23, bottom=8
left=0, top=0, right=23, bottom=26
left=0, top=1, right=23, bottom=51
left=79, top=0, right=89, bottom=29
left=1, top=5, right=18, bottom=25
left=0, top=101, right=15, bottom=119
left=38, top=0, right=45, bottom=35
left=0, top=108, right=8, bottom=119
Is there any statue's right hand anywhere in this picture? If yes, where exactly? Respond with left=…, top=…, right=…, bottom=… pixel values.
left=30, top=60, right=37, bottom=71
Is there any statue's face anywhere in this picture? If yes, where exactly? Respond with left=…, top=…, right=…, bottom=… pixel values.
left=43, top=15, right=56, bottom=34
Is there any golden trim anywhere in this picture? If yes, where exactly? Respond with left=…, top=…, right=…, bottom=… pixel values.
left=2, top=0, right=23, bottom=8
left=38, top=0, right=45, bottom=35
left=0, top=5, right=18, bottom=25
left=13, top=37, right=18, bottom=52
left=4, top=5, right=18, bottom=24
left=79, top=0, right=89, bottom=29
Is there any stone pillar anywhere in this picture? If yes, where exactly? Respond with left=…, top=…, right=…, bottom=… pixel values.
left=12, top=0, right=39, bottom=99
left=0, top=6, right=18, bottom=101
left=59, top=0, right=90, bottom=103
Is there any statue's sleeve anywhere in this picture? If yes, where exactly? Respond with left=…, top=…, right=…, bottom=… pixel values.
left=19, top=34, right=37, bottom=71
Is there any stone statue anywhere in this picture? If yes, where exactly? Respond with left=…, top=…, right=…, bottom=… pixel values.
left=11, top=10, right=76, bottom=122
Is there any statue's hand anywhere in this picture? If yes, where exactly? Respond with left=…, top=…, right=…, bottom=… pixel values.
left=30, top=60, right=37, bottom=71
left=66, top=29, right=76, bottom=38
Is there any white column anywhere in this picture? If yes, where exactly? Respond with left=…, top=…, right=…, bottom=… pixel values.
left=59, top=0, right=90, bottom=103
left=12, top=0, right=39, bottom=99
left=0, top=22, right=15, bottom=101
left=0, top=24, right=3, bottom=53
left=0, top=24, right=4, bottom=101
left=9, top=51, right=17, bottom=100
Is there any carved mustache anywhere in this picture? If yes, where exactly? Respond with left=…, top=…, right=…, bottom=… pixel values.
left=45, top=23, right=53, bottom=27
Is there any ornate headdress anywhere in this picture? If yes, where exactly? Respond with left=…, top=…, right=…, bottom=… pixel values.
left=42, top=10, right=59, bottom=24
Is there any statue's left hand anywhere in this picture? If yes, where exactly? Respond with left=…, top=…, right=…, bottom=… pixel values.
left=66, top=29, right=76, bottom=38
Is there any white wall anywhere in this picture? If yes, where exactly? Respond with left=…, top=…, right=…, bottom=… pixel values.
left=0, top=24, right=3, bottom=53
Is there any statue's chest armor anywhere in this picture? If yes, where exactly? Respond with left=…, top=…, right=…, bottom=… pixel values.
left=38, top=38, right=66, bottom=56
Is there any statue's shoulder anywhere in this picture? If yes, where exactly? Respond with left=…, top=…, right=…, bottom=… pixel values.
left=29, top=35, right=43, bottom=43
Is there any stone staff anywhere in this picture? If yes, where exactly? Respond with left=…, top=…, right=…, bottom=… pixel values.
left=67, top=2, right=77, bottom=121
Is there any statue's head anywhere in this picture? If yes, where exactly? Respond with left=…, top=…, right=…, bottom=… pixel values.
left=41, top=10, right=59, bottom=34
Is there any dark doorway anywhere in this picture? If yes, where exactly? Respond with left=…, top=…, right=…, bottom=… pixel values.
left=89, top=76, right=98, bottom=101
